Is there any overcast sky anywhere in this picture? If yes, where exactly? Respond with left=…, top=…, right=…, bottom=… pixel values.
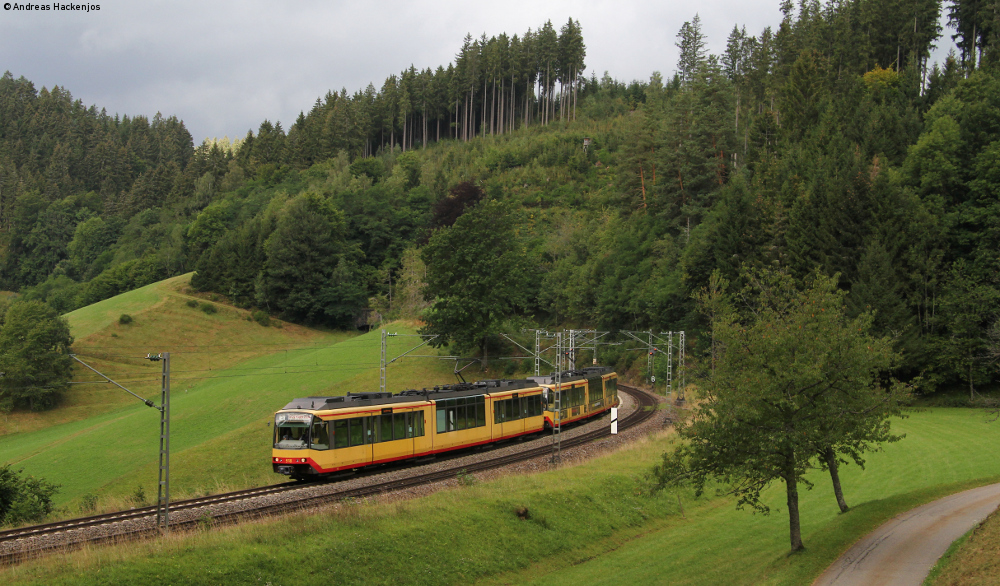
left=1, top=0, right=957, bottom=143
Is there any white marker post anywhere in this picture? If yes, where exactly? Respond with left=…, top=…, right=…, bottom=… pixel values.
left=611, top=407, right=618, bottom=435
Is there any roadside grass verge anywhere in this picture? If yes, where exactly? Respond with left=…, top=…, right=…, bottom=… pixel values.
left=0, top=408, right=999, bottom=584
left=925, top=501, right=1000, bottom=585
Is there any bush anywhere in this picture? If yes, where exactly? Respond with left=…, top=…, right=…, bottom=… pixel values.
left=252, top=310, right=271, bottom=327
left=130, top=485, right=146, bottom=507
left=0, top=466, right=59, bottom=525
left=118, top=314, right=133, bottom=325
left=80, top=492, right=98, bottom=514
left=186, top=299, right=198, bottom=308
left=456, top=469, right=477, bottom=487
left=200, top=303, right=217, bottom=314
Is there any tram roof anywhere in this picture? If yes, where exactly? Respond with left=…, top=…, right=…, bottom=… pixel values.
left=280, top=378, right=542, bottom=412
left=528, top=366, right=613, bottom=386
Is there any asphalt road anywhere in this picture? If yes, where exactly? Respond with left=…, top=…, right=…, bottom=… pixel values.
left=813, top=482, right=1000, bottom=586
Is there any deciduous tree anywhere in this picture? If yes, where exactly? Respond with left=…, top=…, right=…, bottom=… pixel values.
left=653, top=268, right=906, bottom=552
left=0, top=300, right=74, bottom=411
left=421, top=199, right=534, bottom=366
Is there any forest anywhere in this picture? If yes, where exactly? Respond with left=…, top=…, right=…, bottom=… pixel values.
left=0, top=0, right=998, bottom=410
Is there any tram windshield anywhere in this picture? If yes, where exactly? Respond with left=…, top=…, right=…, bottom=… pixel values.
left=274, top=412, right=311, bottom=449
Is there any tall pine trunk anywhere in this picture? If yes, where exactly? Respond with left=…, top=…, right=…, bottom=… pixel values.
left=824, top=446, right=849, bottom=513
left=545, top=67, right=550, bottom=125
left=511, top=73, right=516, bottom=132
left=482, top=77, right=488, bottom=134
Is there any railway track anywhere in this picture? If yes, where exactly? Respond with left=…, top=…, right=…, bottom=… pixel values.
left=0, top=384, right=659, bottom=564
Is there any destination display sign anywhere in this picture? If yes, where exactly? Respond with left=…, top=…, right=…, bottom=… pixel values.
left=275, top=412, right=312, bottom=425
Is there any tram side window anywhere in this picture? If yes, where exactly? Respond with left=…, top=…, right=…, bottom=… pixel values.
left=588, top=377, right=604, bottom=405
left=456, top=398, right=467, bottom=431
left=333, top=420, right=349, bottom=449
left=550, top=388, right=582, bottom=410
left=393, top=413, right=406, bottom=439
left=310, top=420, right=330, bottom=450
left=437, top=397, right=486, bottom=433
left=493, top=395, right=542, bottom=423
left=349, top=418, right=365, bottom=447
left=374, top=416, right=386, bottom=443
left=437, top=405, right=447, bottom=433
left=369, top=412, right=422, bottom=442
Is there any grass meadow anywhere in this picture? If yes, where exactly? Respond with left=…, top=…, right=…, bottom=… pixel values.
left=0, top=407, right=998, bottom=585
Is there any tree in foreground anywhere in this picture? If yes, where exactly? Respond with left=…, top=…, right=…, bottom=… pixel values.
left=421, top=199, right=533, bottom=367
left=0, top=300, right=74, bottom=411
left=0, top=465, right=59, bottom=525
left=653, top=268, right=907, bottom=552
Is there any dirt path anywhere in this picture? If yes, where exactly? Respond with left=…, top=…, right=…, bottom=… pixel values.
left=813, top=482, right=1000, bottom=586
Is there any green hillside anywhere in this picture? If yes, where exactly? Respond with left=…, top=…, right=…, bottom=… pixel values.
left=64, top=274, right=190, bottom=339
left=0, top=273, right=344, bottom=438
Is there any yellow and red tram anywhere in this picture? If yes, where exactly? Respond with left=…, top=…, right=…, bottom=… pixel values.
left=272, top=367, right=618, bottom=479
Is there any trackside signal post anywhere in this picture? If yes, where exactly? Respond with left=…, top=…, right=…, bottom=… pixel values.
left=69, top=353, right=171, bottom=531
left=551, top=331, right=564, bottom=464
left=147, top=353, right=171, bottom=531
left=623, top=330, right=685, bottom=398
